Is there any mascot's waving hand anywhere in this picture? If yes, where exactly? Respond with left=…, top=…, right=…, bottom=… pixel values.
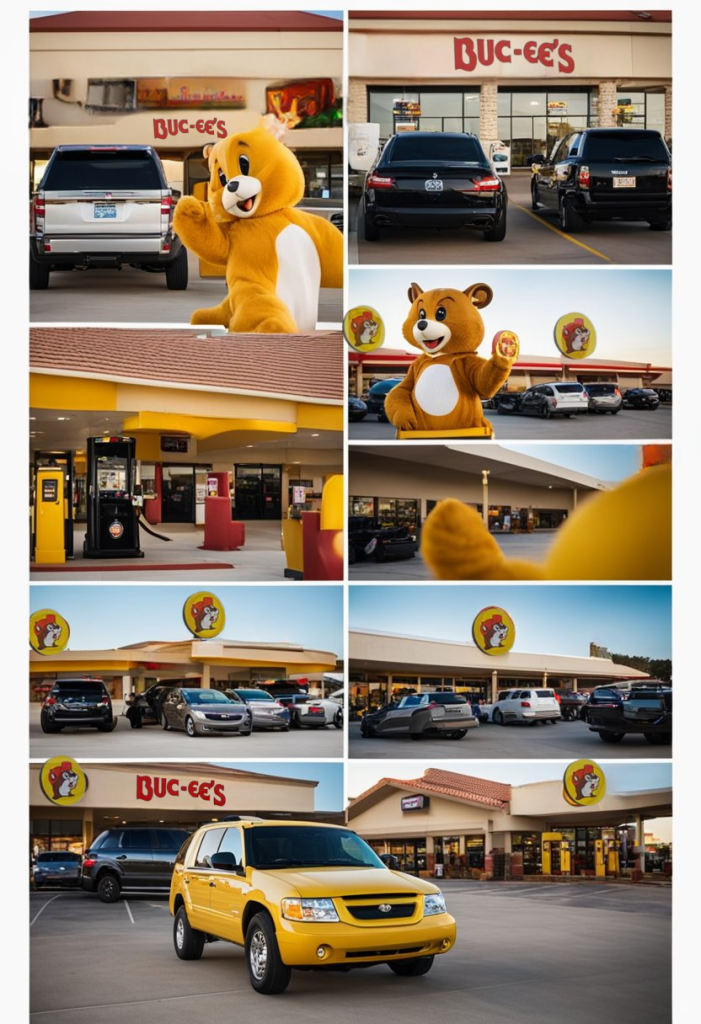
left=173, top=116, right=343, bottom=333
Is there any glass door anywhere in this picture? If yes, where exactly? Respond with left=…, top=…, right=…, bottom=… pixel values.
left=161, top=466, right=195, bottom=523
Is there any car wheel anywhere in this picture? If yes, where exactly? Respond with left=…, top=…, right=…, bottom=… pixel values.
left=173, top=905, right=205, bottom=960
left=128, top=712, right=142, bottom=729
left=185, top=715, right=197, bottom=737
left=483, top=206, right=507, bottom=242
left=611, top=408, right=620, bottom=414
left=34, top=882, right=43, bottom=889
left=40, top=717, right=61, bottom=734
left=360, top=721, right=376, bottom=738
left=448, top=730, right=468, bottom=739
left=530, top=181, right=540, bottom=211
left=165, top=246, right=189, bottom=290
left=333, top=711, right=343, bottom=730
left=378, top=411, right=388, bottom=423
left=598, top=731, right=625, bottom=743
left=30, top=254, right=50, bottom=290
left=97, top=717, right=118, bottom=732
left=388, top=955, right=435, bottom=977
left=649, top=220, right=671, bottom=231
left=559, top=196, right=583, bottom=233
left=410, top=733, right=424, bottom=741
left=97, top=873, right=121, bottom=903
left=540, top=404, right=551, bottom=419
left=361, top=205, right=380, bottom=242
left=565, top=413, right=576, bottom=419
left=245, top=912, right=292, bottom=995
left=493, top=710, right=505, bottom=726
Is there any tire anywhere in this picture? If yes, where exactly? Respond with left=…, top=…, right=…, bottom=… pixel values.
left=245, top=912, right=292, bottom=995
left=97, top=874, right=121, bottom=903
left=483, top=206, right=507, bottom=242
left=361, top=205, right=380, bottom=242
left=173, top=905, right=205, bottom=961
left=40, top=717, right=61, bottom=734
left=360, top=721, right=376, bottom=738
left=334, top=711, right=343, bottom=729
left=448, top=730, right=467, bottom=739
left=649, top=220, right=671, bottom=231
left=30, top=253, right=50, bottom=290
left=388, top=955, right=435, bottom=977
left=598, top=731, right=625, bottom=744
left=165, top=246, right=189, bottom=290
left=185, top=715, right=196, bottom=738
left=540, top=404, right=552, bottom=419
left=97, top=717, right=118, bottom=732
left=531, top=181, right=540, bottom=211
left=128, top=710, right=142, bottom=729
left=410, top=733, right=424, bottom=741
left=493, top=709, right=505, bottom=726
left=559, top=196, right=584, bottom=233
left=612, top=409, right=620, bottom=415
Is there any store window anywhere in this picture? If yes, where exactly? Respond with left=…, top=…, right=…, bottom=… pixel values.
left=349, top=496, right=376, bottom=519
left=615, top=91, right=665, bottom=135
left=497, top=88, right=594, bottom=166
left=391, top=676, right=419, bottom=699
left=349, top=673, right=387, bottom=717
left=377, top=498, right=419, bottom=531
left=388, top=838, right=427, bottom=875
left=368, top=88, right=479, bottom=141
left=512, top=833, right=543, bottom=874
left=296, top=150, right=343, bottom=199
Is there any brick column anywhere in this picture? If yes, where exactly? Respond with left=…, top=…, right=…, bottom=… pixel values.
left=598, top=81, right=619, bottom=127
left=348, top=78, right=368, bottom=124
left=479, top=81, right=498, bottom=141
left=664, top=84, right=672, bottom=142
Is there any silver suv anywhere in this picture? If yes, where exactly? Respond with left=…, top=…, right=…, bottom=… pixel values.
left=497, top=382, right=588, bottom=419
left=489, top=688, right=561, bottom=725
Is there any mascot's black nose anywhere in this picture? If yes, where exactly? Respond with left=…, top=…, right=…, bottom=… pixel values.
left=417, top=319, right=428, bottom=331
left=227, top=180, right=240, bottom=193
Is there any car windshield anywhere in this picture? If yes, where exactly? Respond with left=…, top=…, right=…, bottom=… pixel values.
left=587, top=385, right=616, bottom=394
left=552, top=384, right=584, bottom=393
left=245, top=826, right=385, bottom=869
left=389, top=135, right=484, bottom=164
left=183, top=690, right=231, bottom=705
left=235, top=690, right=274, bottom=701
left=584, top=133, right=669, bottom=162
left=42, top=150, right=163, bottom=190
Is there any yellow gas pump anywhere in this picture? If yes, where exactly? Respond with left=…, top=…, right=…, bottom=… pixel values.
left=542, top=832, right=563, bottom=875
left=34, top=467, right=66, bottom=564
left=542, top=840, right=552, bottom=875
left=560, top=841, right=572, bottom=875
left=594, top=838, right=606, bottom=877
left=605, top=838, right=620, bottom=876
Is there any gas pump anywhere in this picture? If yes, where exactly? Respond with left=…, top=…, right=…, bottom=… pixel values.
left=604, top=835, right=620, bottom=876
left=594, top=838, right=606, bottom=877
left=32, top=450, right=74, bottom=559
left=84, top=436, right=143, bottom=558
left=560, top=841, right=572, bottom=875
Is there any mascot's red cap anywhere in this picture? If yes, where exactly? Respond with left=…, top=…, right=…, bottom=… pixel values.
left=34, top=614, right=57, bottom=636
left=480, top=614, right=503, bottom=637
left=191, top=597, right=215, bottom=621
left=562, top=318, right=585, bottom=340
left=48, top=761, right=75, bottom=786
left=351, top=311, right=374, bottom=332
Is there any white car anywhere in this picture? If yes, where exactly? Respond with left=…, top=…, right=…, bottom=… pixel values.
left=291, top=688, right=344, bottom=728
left=487, top=688, right=561, bottom=725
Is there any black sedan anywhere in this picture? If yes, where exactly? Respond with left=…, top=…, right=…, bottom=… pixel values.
left=585, top=686, right=672, bottom=745
left=622, top=388, right=660, bottom=410
left=349, top=516, right=418, bottom=564
left=160, top=687, right=252, bottom=738
left=360, top=131, right=507, bottom=242
left=348, top=396, right=368, bottom=422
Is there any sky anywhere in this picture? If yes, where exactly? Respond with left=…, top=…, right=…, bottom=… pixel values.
left=213, top=761, right=343, bottom=811
left=348, top=268, right=672, bottom=365
left=501, top=444, right=642, bottom=483
left=350, top=584, right=671, bottom=660
left=30, top=585, right=344, bottom=654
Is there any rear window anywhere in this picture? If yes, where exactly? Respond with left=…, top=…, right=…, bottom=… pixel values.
left=43, top=150, right=163, bottom=190
left=54, top=681, right=105, bottom=694
left=37, top=852, right=81, bottom=863
left=235, top=690, right=274, bottom=701
left=587, top=385, right=617, bottom=395
left=154, top=829, right=189, bottom=851
left=431, top=693, right=467, bottom=704
left=388, top=135, right=484, bottom=164
left=583, top=132, right=669, bottom=162
left=535, top=690, right=555, bottom=698
left=552, top=384, right=585, bottom=394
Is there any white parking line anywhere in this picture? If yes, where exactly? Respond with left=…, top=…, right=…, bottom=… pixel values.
left=124, top=900, right=135, bottom=924
left=30, top=894, right=63, bottom=926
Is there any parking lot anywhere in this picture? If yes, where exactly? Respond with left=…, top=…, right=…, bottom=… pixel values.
left=349, top=719, right=671, bottom=760
left=349, top=173, right=671, bottom=266
left=29, top=702, right=342, bottom=759
left=349, top=404, right=672, bottom=441
left=29, top=880, right=670, bottom=1024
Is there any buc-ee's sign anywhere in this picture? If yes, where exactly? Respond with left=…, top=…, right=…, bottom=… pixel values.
left=153, top=117, right=228, bottom=140
left=136, top=774, right=227, bottom=807
left=454, top=37, right=575, bottom=75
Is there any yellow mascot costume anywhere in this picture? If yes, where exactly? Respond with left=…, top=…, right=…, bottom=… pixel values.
left=383, top=282, right=515, bottom=433
left=173, top=117, right=343, bottom=333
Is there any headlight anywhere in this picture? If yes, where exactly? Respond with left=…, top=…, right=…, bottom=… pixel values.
left=423, top=892, right=447, bottom=916
left=281, top=898, right=339, bottom=922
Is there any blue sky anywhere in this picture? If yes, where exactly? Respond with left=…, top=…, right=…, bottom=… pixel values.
left=30, top=585, right=344, bottom=654
left=350, top=585, right=671, bottom=659
left=348, top=268, right=672, bottom=364
left=213, top=761, right=343, bottom=811
left=502, top=444, right=642, bottom=483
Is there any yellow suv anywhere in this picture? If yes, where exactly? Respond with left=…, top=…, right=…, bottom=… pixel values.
left=169, top=818, right=456, bottom=995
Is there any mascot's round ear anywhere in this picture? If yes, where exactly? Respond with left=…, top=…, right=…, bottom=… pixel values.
left=202, top=143, right=215, bottom=164
left=407, top=282, right=423, bottom=303
left=464, top=283, right=493, bottom=308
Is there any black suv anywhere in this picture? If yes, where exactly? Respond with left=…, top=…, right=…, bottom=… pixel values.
left=584, top=685, right=672, bottom=745
left=40, top=678, right=116, bottom=733
left=531, top=128, right=671, bottom=232
left=622, top=388, right=660, bottom=410
left=360, top=132, right=507, bottom=242
left=82, top=826, right=190, bottom=902
left=348, top=516, right=418, bottom=565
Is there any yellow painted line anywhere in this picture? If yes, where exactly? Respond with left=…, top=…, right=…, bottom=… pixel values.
left=510, top=201, right=613, bottom=263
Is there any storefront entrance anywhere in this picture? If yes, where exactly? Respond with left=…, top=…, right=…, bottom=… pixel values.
left=388, top=838, right=427, bottom=875
left=233, top=465, right=282, bottom=520
left=161, top=465, right=195, bottom=523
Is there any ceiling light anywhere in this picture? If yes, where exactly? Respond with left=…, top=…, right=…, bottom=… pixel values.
left=311, top=433, right=320, bottom=437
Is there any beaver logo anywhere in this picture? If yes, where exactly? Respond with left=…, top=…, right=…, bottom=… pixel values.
left=480, top=614, right=509, bottom=650
left=563, top=759, right=606, bottom=806
left=34, top=615, right=62, bottom=650
left=561, top=318, right=590, bottom=354
left=184, top=592, right=225, bottom=637
left=40, top=757, right=88, bottom=806
left=472, top=606, right=516, bottom=656
left=571, top=764, right=601, bottom=800
left=554, top=312, right=596, bottom=360
left=48, top=762, right=79, bottom=800
left=350, top=311, right=379, bottom=349
left=191, top=598, right=219, bottom=632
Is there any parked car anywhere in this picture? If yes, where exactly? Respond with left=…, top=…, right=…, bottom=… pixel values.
left=348, top=396, right=368, bottom=422
left=83, top=826, right=190, bottom=903
left=586, top=383, right=622, bottom=414
left=348, top=515, right=418, bottom=564
left=557, top=690, right=588, bottom=721
left=123, top=680, right=191, bottom=728
left=33, top=851, right=82, bottom=889
left=160, top=687, right=252, bottom=738
left=30, top=143, right=188, bottom=290
left=360, top=131, right=507, bottom=242
left=585, top=686, right=672, bottom=745
left=169, top=818, right=456, bottom=994
left=496, top=382, right=589, bottom=419
left=40, top=677, right=117, bottom=733
left=293, top=688, right=344, bottom=728
left=224, top=689, right=290, bottom=731
left=365, top=378, right=403, bottom=421
left=471, top=703, right=491, bottom=724
left=275, top=693, right=330, bottom=729
left=579, top=685, right=625, bottom=723
left=530, top=127, right=671, bottom=232
left=360, top=691, right=479, bottom=740
left=621, top=388, right=660, bottom=410
left=488, top=688, right=562, bottom=726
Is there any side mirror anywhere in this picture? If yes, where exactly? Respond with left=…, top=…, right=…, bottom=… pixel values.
left=210, top=852, right=242, bottom=873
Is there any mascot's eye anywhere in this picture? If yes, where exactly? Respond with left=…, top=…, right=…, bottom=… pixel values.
left=239, top=155, right=250, bottom=175
left=217, top=168, right=227, bottom=187
left=418, top=308, right=426, bottom=319
left=436, top=306, right=447, bottom=322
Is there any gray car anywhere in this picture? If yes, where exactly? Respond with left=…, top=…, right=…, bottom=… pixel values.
left=586, top=383, right=622, bottom=414
left=225, top=689, right=290, bottom=731
left=360, top=691, right=479, bottom=740
left=33, top=851, right=82, bottom=889
left=160, top=688, right=253, bottom=738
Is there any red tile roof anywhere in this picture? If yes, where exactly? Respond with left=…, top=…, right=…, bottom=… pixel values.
left=31, top=11, right=343, bottom=33
left=350, top=10, right=671, bottom=23
left=30, top=328, right=343, bottom=404
left=349, top=768, right=511, bottom=810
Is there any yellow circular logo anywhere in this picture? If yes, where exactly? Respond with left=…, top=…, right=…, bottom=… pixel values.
left=40, top=757, right=89, bottom=806
left=554, top=312, right=596, bottom=359
left=472, top=606, right=516, bottom=656
left=343, top=305, right=385, bottom=353
left=563, top=760, right=606, bottom=807
left=491, top=330, right=520, bottom=360
left=183, top=592, right=225, bottom=638
left=30, top=609, right=70, bottom=656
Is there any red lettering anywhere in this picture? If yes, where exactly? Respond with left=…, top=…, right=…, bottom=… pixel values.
left=213, top=783, right=226, bottom=808
left=204, top=118, right=216, bottom=135
left=178, top=119, right=189, bottom=134
left=196, top=118, right=204, bottom=133
left=199, top=782, right=212, bottom=802
left=153, top=118, right=167, bottom=140
left=495, top=40, right=511, bottom=63
left=154, top=777, right=167, bottom=798
left=538, top=41, right=555, bottom=68
left=454, top=36, right=477, bottom=72
left=167, top=778, right=179, bottom=796
left=477, top=39, right=495, bottom=67
left=136, top=775, right=153, bottom=802
left=558, top=43, right=575, bottom=74
left=216, top=120, right=228, bottom=139
left=524, top=41, right=538, bottom=64
left=188, top=780, right=200, bottom=798
left=167, top=118, right=179, bottom=136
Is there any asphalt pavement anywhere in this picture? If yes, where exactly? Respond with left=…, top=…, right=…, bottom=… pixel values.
left=29, top=882, right=670, bottom=1023
left=348, top=719, right=672, bottom=761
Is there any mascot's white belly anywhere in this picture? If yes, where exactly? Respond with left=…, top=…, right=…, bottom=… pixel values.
left=275, top=224, right=321, bottom=332
left=414, top=363, right=459, bottom=417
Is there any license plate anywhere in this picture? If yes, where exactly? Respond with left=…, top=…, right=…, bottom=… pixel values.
left=613, top=177, right=636, bottom=188
left=94, top=203, right=117, bottom=218
left=425, top=179, right=444, bottom=192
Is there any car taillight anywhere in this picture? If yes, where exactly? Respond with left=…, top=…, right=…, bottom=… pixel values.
left=367, top=173, right=394, bottom=189
left=552, top=398, right=558, bottom=408
left=577, top=165, right=590, bottom=188
left=82, top=857, right=96, bottom=869
left=667, top=167, right=672, bottom=192
left=614, top=388, right=621, bottom=398
left=161, top=195, right=173, bottom=215
left=100, top=696, right=110, bottom=704
left=520, top=701, right=532, bottom=708
left=44, top=697, right=56, bottom=706
left=425, top=702, right=438, bottom=710
left=34, top=195, right=45, bottom=217
left=473, top=176, right=501, bottom=192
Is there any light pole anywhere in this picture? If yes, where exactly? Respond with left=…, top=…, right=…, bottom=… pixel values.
left=481, top=470, right=490, bottom=528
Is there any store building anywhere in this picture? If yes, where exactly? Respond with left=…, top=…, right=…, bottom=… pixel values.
left=349, top=10, right=671, bottom=166
left=348, top=768, right=672, bottom=878
left=30, top=637, right=341, bottom=703
left=30, top=761, right=342, bottom=856
left=350, top=444, right=611, bottom=535
left=30, top=328, right=342, bottom=527
left=30, top=11, right=343, bottom=198
left=349, top=628, right=650, bottom=712
left=349, top=348, right=672, bottom=399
